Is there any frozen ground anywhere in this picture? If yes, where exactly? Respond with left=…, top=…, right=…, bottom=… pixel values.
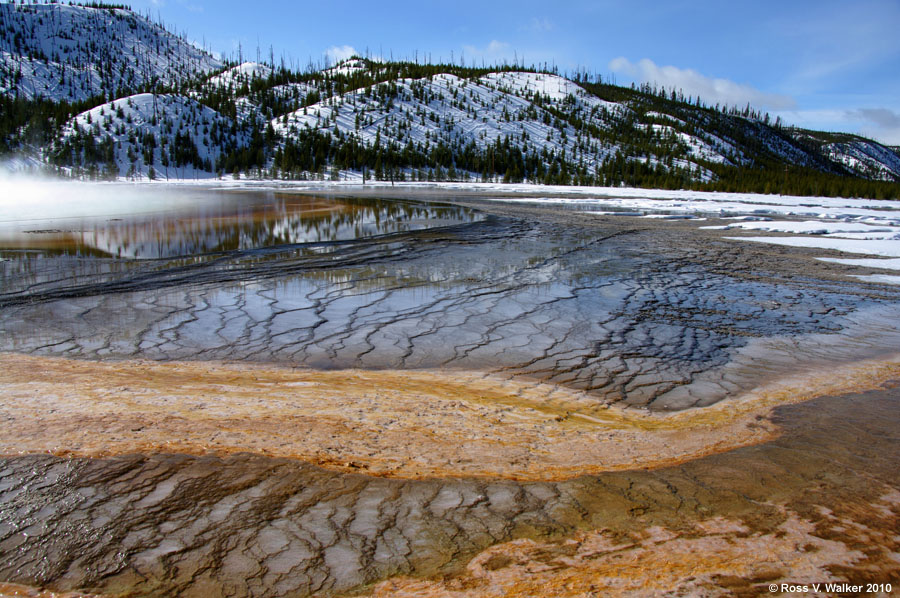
left=819, top=257, right=900, bottom=271
left=851, top=274, right=900, bottom=285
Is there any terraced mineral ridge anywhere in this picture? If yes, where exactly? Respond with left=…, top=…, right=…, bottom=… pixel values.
left=1, top=187, right=899, bottom=596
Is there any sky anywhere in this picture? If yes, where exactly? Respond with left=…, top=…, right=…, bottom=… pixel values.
left=129, top=0, right=900, bottom=144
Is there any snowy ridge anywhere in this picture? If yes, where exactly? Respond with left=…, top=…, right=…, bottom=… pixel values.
left=823, top=140, right=900, bottom=181
left=273, top=70, right=731, bottom=180
left=689, top=112, right=813, bottom=168
left=1, top=6, right=898, bottom=190
left=323, top=58, right=369, bottom=77
left=274, top=72, right=603, bottom=158
left=481, top=71, right=620, bottom=112
left=53, top=93, right=249, bottom=179
left=0, top=2, right=222, bottom=102
left=206, top=62, right=273, bottom=90
left=198, top=62, right=314, bottom=122
left=35, top=55, right=900, bottom=186
left=790, top=130, right=900, bottom=181
left=648, top=122, right=737, bottom=167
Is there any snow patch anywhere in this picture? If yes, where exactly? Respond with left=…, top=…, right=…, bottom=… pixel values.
left=818, top=257, right=900, bottom=271
left=850, top=274, right=900, bottom=285
left=727, top=236, right=900, bottom=258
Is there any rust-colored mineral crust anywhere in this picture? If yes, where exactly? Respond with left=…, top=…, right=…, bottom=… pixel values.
left=3, top=352, right=899, bottom=480
left=369, top=495, right=900, bottom=597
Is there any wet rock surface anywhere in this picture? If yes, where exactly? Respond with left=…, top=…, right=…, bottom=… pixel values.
left=3, top=195, right=897, bottom=410
left=1, top=384, right=898, bottom=597
left=2, top=190, right=900, bottom=596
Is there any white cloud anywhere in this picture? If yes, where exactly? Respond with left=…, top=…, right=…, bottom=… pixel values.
left=851, top=108, right=900, bottom=145
left=609, top=57, right=796, bottom=111
left=772, top=108, right=900, bottom=145
left=522, top=17, right=554, bottom=32
left=324, top=45, right=358, bottom=66
left=462, top=40, right=514, bottom=65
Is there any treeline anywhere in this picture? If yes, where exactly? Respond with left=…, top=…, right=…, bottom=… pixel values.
left=0, top=94, right=106, bottom=153
left=71, top=2, right=130, bottom=9
left=264, top=126, right=899, bottom=198
left=271, top=128, right=709, bottom=188
left=195, top=56, right=546, bottom=122
left=700, top=163, right=900, bottom=200
left=9, top=2, right=132, bottom=11
left=3, top=38, right=898, bottom=199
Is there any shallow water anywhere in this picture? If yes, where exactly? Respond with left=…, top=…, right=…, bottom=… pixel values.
left=3, top=188, right=900, bottom=410
left=0, top=186, right=480, bottom=257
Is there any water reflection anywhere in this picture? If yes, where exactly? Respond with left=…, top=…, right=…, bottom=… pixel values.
left=0, top=190, right=480, bottom=259
left=3, top=187, right=900, bottom=411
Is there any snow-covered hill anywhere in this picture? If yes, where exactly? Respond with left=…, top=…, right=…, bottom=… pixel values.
left=206, top=62, right=273, bottom=90
left=822, top=139, right=900, bottom=181
left=0, top=2, right=222, bottom=102
left=51, top=93, right=249, bottom=179
left=48, top=59, right=900, bottom=190
left=789, top=131, right=900, bottom=182
left=197, top=61, right=314, bottom=122
left=275, top=72, right=612, bottom=171
left=272, top=70, right=762, bottom=182
left=0, top=4, right=897, bottom=194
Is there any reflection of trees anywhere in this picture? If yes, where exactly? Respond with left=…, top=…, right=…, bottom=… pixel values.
left=10, top=195, right=477, bottom=260
left=0, top=249, right=207, bottom=297
left=0, top=206, right=601, bottom=311
left=0, top=194, right=481, bottom=296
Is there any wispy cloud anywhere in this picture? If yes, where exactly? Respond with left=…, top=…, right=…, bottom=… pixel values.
left=609, top=57, right=796, bottom=111
left=323, top=45, right=358, bottom=66
left=772, top=0, right=900, bottom=88
left=521, top=17, right=554, bottom=33
left=851, top=108, right=900, bottom=145
left=773, top=108, right=900, bottom=145
left=462, top=40, right=515, bottom=65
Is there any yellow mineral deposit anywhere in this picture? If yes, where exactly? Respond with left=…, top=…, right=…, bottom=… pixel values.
left=2, top=351, right=898, bottom=480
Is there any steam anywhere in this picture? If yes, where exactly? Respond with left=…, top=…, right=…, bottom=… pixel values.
left=0, top=173, right=188, bottom=226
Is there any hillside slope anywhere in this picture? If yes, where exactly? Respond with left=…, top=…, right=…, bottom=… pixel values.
left=0, top=2, right=222, bottom=102
left=46, top=58, right=900, bottom=194
left=50, top=92, right=249, bottom=179
left=1, top=4, right=898, bottom=197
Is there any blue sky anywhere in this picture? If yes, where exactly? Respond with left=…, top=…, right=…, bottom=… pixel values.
left=131, top=0, right=900, bottom=144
